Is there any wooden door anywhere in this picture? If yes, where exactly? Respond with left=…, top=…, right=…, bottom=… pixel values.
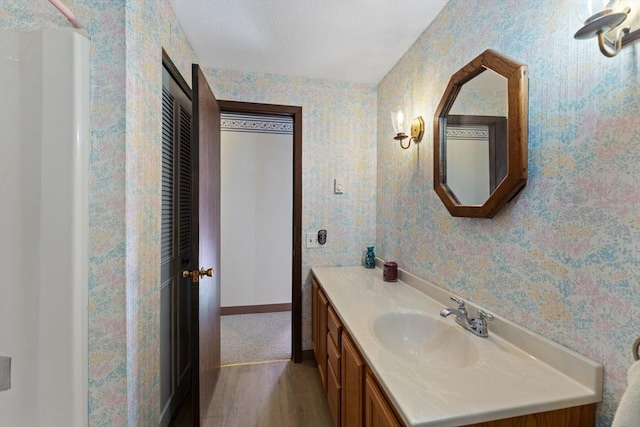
left=189, top=64, right=221, bottom=425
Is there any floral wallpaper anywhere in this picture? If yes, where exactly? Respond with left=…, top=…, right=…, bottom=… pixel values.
left=377, top=0, right=640, bottom=424
left=3, top=0, right=638, bottom=425
left=1, top=0, right=196, bottom=425
left=205, top=69, right=378, bottom=350
left=123, top=1, right=197, bottom=424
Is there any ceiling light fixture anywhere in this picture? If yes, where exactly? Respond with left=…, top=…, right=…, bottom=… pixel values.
left=574, top=0, right=640, bottom=57
left=391, top=106, right=424, bottom=150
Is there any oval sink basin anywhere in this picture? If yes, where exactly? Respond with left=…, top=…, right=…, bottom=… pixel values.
left=371, top=312, right=479, bottom=369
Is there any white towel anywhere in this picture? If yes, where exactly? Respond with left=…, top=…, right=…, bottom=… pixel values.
left=612, top=360, right=640, bottom=427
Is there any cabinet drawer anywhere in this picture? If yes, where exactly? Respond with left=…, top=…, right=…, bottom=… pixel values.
left=327, top=362, right=342, bottom=427
left=327, top=330, right=341, bottom=382
left=327, top=306, right=343, bottom=350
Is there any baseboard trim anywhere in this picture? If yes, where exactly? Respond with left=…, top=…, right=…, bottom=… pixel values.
left=302, top=349, right=315, bottom=361
left=221, top=303, right=292, bottom=315
left=221, top=358, right=291, bottom=368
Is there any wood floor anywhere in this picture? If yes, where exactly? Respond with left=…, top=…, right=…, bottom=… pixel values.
left=172, top=360, right=333, bottom=427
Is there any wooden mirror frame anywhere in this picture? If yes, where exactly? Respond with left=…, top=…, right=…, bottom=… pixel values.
left=433, top=49, right=528, bottom=218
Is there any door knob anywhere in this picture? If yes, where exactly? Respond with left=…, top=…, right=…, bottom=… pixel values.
left=182, top=267, right=214, bottom=283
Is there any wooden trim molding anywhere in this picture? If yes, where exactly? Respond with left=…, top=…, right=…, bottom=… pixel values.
left=162, top=49, right=191, bottom=100
left=221, top=303, right=292, bottom=315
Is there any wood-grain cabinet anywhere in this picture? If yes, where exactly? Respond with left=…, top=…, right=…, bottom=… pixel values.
left=312, top=278, right=402, bottom=427
left=312, top=279, right=328, bottom=390
left=311, top=276, right=597, bottom=427
left=365, top=372, right=401, bottom=427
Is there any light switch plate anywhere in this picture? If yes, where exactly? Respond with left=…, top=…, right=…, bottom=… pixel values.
left=306, top=232, right=320, bottom=248
left=0, top=356, right=10, bottom=391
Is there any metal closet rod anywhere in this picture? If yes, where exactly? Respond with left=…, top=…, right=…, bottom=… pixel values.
left=48, top=0, right=83, bottom=29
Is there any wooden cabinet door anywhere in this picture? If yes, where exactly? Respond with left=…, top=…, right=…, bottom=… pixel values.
left=365, top=372, right=401, bottom=427
left=312, top=280, right=319, bottom=359
left=327, top=363, right=342, bottom=427
left=342, top=333, right=365, bottom=427
left=317, top=287, right=329, bottom=391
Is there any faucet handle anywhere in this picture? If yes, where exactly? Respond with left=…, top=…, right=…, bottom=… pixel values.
left=471, top=309, right=494, bottom=337
left=450, top=296, right=466, bottom=309
left=476, top=309, right=494, bottom=322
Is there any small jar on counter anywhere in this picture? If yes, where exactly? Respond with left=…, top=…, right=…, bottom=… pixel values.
left=383, top=262, right=398, bottom=282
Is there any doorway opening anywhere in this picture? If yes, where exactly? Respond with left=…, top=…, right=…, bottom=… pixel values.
left=219, top=100, right=302, bottom=365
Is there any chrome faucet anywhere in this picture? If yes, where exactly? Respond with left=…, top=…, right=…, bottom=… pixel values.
left=440, top=296, right=494, bottom=338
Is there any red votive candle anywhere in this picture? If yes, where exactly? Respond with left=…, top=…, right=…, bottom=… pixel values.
left=383, top=262, right=398, bottom=282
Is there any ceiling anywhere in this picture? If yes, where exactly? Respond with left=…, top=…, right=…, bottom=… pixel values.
left=169, top=0, right=449, bottom=85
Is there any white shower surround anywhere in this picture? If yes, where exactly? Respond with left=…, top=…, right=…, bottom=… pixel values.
left=0, top=29, right=89, bottom=426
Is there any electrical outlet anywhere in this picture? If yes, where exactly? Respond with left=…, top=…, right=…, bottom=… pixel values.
left=306, top=232, right=320, bottom=248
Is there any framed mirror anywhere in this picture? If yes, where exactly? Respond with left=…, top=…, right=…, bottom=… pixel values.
left=434, top=49, right=528, bottom=218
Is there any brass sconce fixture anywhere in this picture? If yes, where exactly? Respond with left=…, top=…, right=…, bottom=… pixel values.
left=574, top=0, right=640, bottom=57
left=391, top=106, right=424, bottom=149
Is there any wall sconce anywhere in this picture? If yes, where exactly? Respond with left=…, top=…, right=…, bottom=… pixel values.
left=391, top=106, right=424, bottom=150
left=574, top=0, right=640, bottom=57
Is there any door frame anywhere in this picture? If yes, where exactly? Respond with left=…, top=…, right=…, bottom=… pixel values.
left=162, top=50, right=192, bottom=106
left=218, top=100, right=303, bottom=363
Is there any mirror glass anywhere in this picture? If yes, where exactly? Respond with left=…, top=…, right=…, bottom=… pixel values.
left=445, top=69, right=507, bottom=205
left=433, top=49, right=528, bottom=218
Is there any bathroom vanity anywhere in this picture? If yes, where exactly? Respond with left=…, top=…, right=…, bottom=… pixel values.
left=311, top=266, right=602, bottom=427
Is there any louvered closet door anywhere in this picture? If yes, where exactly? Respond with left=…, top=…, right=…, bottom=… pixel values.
left=160, top=80, right=175, bottom=427
left=176, top=100, right=193, bottom=395
left=161, top=65, right=193, bottom=427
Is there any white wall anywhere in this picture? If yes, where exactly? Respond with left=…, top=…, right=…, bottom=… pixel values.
left=446, top=136, right=490, bottom=205
left=221, top=130, right=293, bottom=307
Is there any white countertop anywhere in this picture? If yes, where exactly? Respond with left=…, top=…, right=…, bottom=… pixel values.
left=311, top=266, right=603, bottom=427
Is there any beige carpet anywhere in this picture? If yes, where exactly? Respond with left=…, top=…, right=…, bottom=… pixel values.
left=220, top=311, right=291, bottom=365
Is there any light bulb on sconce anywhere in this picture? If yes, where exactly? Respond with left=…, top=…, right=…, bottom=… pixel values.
left=574, top=0, right=640, bottom=57
left=391, top=106, right=424, bottom=150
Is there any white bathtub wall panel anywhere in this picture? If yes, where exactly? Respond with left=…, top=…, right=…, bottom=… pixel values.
left=0, top=29, right=40, bottom=427
left=0, top=29, right=89, bottom=426
left=0, top=30, right=34, bottom=425
left=37, top=29, right=89, bottom=425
